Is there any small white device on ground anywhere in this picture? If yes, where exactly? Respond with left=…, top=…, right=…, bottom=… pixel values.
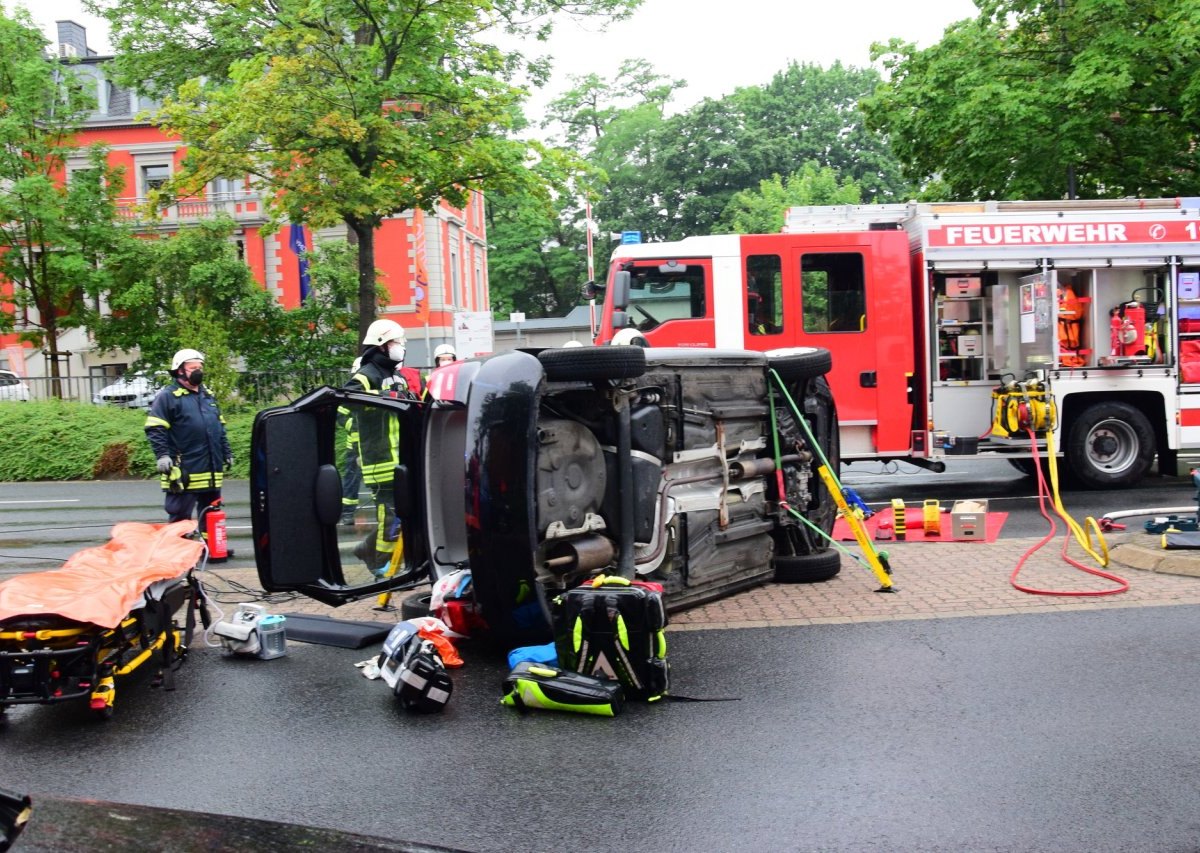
left=212, top=603, right=287, bottom=659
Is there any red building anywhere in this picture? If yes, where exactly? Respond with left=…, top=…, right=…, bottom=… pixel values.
left=0, top=21, right=490, bottom=387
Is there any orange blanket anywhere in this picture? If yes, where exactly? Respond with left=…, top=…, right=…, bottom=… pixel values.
left=0, top=521, right=205, bottom=629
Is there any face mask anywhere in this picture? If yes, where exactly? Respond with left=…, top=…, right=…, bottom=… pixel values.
left=387, top=342, right=406, bottom=364
left=187, top=369, right=204, bottom=386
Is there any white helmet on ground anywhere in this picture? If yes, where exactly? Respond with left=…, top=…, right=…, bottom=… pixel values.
left=171, top=348, right=205, bottom=371
left=363, top=319, right=406, bottom=347
left=434, top=343, right=457, bottom=361
left=610, top=328, right=649, bottom=347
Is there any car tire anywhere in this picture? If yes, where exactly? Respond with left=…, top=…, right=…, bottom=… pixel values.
left=539, top=346, right=647, bottom=382
left=774, top=549, right=841, bottom=583
left=766, top=347, right=833, bottom=382
left=399, top=590, right=432, bottom=620
left=1065, top=401, right=1155, bottom=489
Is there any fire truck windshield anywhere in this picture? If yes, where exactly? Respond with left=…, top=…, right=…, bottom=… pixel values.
left=624, top=264, right=706, bottom=331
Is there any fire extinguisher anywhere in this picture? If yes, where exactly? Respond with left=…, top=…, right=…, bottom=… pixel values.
left=200, top=500, right=230, bottom=562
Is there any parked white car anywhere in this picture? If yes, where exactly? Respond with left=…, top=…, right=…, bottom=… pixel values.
left=0, top=369, right=31, bottom=402
left=92, top=373, right=161, bottom=409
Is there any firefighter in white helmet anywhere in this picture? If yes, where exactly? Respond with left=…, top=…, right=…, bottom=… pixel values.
left=344, top=319, right=418, bottom=573
left=144, top=348, right=232, bottom=522
left=433, top=343, right=457, bottom=367
left=610, top=327, right=649, bottom=347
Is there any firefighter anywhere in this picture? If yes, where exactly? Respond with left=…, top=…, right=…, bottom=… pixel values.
left=433, top=343, right=457, bottom=368
left=145, top=349, right=232, bottom=522
left=345, top=320, right=412, bottom=573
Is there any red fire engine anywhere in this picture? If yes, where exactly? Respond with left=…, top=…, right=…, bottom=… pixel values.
left=594, top=198, right=1200, bottom=488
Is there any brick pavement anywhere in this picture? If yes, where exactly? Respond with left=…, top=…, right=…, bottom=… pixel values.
left=196, top=530, right=1200, bottom=634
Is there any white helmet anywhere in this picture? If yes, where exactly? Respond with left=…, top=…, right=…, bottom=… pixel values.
left=562, top=340, right=584, bottom=348
left=363, top=319, right=406, bottom=347
left=434, top=343, right=457, bottom=360
left=171, top=348, right=205, bottom=371
left=610, top=328, right=649, bottom=347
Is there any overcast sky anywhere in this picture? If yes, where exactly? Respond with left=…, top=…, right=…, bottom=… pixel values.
left=26, top=0, right=979, bottom=109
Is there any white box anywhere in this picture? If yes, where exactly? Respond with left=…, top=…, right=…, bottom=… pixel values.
left=957, top=335, right=982, bottom=356
left=945, top=276, right=982, bottom=298
left=951, top=499, right=988, bottom=540
left=1179, top=272, right=1200, bottom=300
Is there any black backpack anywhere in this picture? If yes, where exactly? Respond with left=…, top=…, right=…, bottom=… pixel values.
left=554, top=575, right=669, bottom=701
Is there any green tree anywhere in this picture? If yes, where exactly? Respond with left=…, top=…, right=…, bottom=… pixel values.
left=486, top=147, right=600, bottom=319
left=0, top=8, right=128, bottom=390
left=233, top=239, right=365, bottom=375
left=92, top=0, right=641, bottom=343
left=89, top=217, right=275, bottom=376
left=720, top=162, right=863, bottom=234
left=864, top=0, right=1200, bottom=199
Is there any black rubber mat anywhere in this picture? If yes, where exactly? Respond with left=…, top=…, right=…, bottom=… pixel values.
left=281, top=613, right=395, bottom=649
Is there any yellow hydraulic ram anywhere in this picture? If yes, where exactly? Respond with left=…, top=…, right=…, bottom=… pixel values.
left=767, top=369, right=894, bottom=592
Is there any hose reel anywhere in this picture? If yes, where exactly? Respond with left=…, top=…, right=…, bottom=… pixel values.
left=991, top=376, right=1056, bottom=438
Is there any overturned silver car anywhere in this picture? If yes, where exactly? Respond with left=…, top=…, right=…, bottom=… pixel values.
left=251, top=345, right=840, bottom=645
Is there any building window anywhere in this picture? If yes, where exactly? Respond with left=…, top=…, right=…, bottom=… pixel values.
left=141, top=163, right=170, bottom=195
left=450, top=251, right=460, bottom=309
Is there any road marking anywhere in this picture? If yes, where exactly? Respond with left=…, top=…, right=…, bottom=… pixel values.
left=0, top=499, right=81, bottom=505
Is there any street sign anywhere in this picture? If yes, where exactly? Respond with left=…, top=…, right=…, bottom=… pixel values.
left=509, top=312, right=525, bottom=324
left=620, top=231, right=642, bottom=245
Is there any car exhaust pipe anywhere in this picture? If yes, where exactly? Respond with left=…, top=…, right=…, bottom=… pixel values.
left=544, top=536, right=617, bottom=576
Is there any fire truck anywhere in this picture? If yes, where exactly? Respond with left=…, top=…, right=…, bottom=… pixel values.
left=593, top=198, right=1200, bottom=488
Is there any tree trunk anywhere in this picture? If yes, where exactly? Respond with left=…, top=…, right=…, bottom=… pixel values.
left=347, top=217, right=378, bottom=344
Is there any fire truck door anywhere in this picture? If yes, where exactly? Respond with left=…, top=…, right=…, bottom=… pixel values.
left=783, top=244, right=913, bottom=456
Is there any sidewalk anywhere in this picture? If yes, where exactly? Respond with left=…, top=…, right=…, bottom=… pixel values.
left=197, top=531, right=1200, bottom=634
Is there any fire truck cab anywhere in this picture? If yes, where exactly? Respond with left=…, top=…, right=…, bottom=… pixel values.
left=596, top=198, right=1200, bottom=488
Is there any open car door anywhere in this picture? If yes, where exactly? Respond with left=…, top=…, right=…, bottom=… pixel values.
left=250, top=386, right=428, bottom=606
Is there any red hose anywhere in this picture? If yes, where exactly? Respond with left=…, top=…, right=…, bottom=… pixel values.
left=1009, top=429, right=1129, bottom=596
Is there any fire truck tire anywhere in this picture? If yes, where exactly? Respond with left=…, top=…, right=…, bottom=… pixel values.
left=1065, top=401, right=1155, bottom=489
left=539, top=345, right=646, bottom=381
left=399, top=590, right=433, bottom=620
left=766, top=347, right=833, bottom=381
left=773, top=549, right=841, bottom=583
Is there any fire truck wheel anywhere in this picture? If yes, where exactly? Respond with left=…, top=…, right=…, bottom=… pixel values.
left=773, top=549, right=841, bottom=583
left=539, top=345, right=646, bottom=382
left=399, top=590, right=433, bottom=620
left=765, top=347, right=833, bottom=382
left=1065, top=401, right=1155, bottom=489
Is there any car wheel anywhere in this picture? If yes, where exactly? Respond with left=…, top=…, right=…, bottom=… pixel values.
left=1065, top=401, right=1155, bottom=489
left=399, top=590, right=432, bottom=620
left=774, top=549, right=841, bottom=583
left=539, top=346, right=646, bottom=382
left=766, top=347, right=833, bottom=382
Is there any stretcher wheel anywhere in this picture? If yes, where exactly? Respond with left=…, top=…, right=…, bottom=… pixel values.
left=91, top=704, right=114, bottom=721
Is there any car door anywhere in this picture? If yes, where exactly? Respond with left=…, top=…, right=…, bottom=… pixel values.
left=250, top=386, right=428, bottom=605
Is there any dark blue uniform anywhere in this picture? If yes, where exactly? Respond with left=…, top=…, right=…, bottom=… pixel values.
left=145, top=380, right=231, bottom=521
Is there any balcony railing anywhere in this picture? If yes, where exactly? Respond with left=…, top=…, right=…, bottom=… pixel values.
left=114, top=193, right=267, bottom=226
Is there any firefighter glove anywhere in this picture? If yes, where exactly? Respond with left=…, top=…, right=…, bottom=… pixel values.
left=224, top=454, right=234, bottom=472
left=156, top=456, right=174, bottom=474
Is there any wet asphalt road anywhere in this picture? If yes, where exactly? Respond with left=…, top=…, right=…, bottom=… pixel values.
left=4, top=609, right=1200, bottom=851
left=5, top=468, right=1200, bottom=850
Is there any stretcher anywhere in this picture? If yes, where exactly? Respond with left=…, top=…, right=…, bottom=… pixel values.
left=0, top=521, right=208, bottom=721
